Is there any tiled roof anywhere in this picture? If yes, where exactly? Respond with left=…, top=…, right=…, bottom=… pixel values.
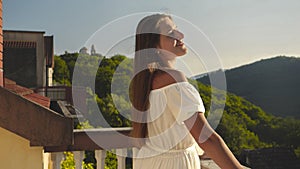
left=23, top=93, right=50, bottom=108
left=4, top=78, right=50, bottom=108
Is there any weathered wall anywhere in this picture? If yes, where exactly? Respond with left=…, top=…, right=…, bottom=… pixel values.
left=3, top=31, right=46, bottom=88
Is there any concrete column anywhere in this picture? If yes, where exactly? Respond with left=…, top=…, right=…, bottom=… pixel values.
left=73, top=151, right=84, bottom=169
left=95, top=150, right=106, bottom=169
left=116, top=148, right=127, bottom=169
left=43, top=152, right=51, bottom=169
left=51, top=152, right=64, bottom=169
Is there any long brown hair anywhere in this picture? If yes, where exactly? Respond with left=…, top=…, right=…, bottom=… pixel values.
left=130, top=14, right=171, bottom=145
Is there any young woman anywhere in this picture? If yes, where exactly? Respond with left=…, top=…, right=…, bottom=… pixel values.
left=130, top=13, right=243, bottom=169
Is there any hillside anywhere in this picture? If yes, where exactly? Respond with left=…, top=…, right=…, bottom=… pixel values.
left=193, top=80, right=300, bottom=156
left=197, top=56, right=300, bottom=118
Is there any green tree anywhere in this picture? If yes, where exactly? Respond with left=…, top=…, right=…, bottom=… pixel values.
left=53, top=55, right=71, bottom=85
left=59, top=52, right=79, bottom=80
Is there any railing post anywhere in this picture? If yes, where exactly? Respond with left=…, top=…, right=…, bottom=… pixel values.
left=132, top=147, right=139, bottom=169
left=95, top=150, right=106, bottom=169
left=73, top=151, right=84, bottom=169
left=43, top=152, right=50, bottom=169
left=51, top=152, right=64, bottom=169
left=116, top=149, right=127, bottom=169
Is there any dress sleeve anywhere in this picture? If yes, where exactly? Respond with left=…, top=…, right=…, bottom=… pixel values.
left=166, top=82, right=205, bottom=123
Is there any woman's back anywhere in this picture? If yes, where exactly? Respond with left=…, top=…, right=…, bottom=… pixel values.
left=134, top=70, right=205, bottom=168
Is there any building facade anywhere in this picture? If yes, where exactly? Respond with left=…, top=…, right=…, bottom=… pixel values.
left=3, top=30, right=54, bottom=89
left=0, top=2, right=73, bottom=169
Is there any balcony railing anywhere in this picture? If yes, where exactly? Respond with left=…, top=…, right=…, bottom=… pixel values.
left=35, top=86, right=87, bottom=104
left=47, top=148, right=131, bottom=169
left=44, top=128, right=250, bottom=169
left=45, top=127, right=133, bottom=169
left=35, top=86, right=73, bottom=103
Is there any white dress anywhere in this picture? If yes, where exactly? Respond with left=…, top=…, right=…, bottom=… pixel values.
left=134, top=82, right=206, bottom=169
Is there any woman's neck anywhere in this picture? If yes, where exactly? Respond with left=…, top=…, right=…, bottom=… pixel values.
left=158, top=51, right=177, bottom=69
left=165, top=59, right=176, bottom=68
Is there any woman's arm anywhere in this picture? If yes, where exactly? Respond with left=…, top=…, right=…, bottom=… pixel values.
left=184, top=112, right=243, bottom=169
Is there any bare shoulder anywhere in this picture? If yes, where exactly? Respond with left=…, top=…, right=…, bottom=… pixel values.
left=152, top=69, right=187, bottom=90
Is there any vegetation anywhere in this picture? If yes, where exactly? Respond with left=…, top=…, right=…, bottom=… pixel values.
left=190, top=80, right=300, bottom=155
left=54, top=53, right=300, bottom=168
left=61, top=152, right=94, bottom=169
left=197, top=56, right=300, bottom=118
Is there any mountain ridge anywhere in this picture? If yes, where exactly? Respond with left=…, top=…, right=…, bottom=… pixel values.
left=196, top=56, right=300, bottom=118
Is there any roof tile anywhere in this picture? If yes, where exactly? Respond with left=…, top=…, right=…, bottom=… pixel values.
left=4, top=78, right=50, bottom=108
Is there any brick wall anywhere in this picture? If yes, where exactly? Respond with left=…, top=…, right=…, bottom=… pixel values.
left=0, top=0, right=3, bottom=87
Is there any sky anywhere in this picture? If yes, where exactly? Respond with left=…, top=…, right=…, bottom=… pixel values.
left=3, top=0, right=300, bottom=75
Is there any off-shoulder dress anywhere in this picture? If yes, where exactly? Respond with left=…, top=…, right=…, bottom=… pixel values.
left=134, top=82, right=206, bottom=169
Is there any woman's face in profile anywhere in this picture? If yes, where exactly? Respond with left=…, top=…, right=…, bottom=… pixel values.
left=157, top=17, right=187, bottom=57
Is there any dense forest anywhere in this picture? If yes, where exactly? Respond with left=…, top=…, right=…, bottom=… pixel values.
left=53, top=53, right=300, bottom=168
left=197, top=56, right=300, bottom=118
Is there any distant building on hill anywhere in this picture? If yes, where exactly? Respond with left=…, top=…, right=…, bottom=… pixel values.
left=91, top=44, right=96, bottom=55
left=79, top=46, right=88, bottom=55
left=79, top=45, right=102, bottom=56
